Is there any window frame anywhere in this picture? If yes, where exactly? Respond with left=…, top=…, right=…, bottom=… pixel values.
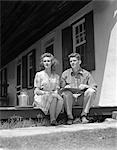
left=72, top=18, right=86, bottom=52
left=17, top=60, right=22, bottom=87
left=71, top=10, right=95, bottom=71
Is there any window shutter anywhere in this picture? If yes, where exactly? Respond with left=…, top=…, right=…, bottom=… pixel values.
left=4, top=68, right=7, bottom=96
left=85, top=11, right=95, bottom=71
left=62, top=26, right=73, bottom=71
left=0, top=71, right=1, bottom=96
left=22, top=55, right=27, bottom=88
left=31, top=49, right=36, bottom=87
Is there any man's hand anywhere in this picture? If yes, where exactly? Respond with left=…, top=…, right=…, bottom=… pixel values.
left=78, top=84, right=89, bottom=90
left=64, top=85, right=71, bottom=88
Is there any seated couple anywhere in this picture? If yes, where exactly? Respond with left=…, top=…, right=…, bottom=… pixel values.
left=33, top=52, right=97, bottom=126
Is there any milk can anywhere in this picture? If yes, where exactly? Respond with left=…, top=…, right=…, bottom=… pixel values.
left=18, top=89, right=29, bottom=106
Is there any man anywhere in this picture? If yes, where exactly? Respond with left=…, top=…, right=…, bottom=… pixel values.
left=61, top=53, right=97, bottom=124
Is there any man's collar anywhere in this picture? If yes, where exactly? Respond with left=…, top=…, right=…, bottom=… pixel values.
left=71, top=67, right=83, bottom=76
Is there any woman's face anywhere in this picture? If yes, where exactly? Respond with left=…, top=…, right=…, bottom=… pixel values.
left=43, top=56, right=52, bottom=69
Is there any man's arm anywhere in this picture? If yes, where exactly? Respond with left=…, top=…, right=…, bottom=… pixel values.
left=87, top=73, right=97, bottom=90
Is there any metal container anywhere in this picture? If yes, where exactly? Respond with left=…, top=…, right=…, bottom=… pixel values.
left=18, top=90, right=29, bottom=106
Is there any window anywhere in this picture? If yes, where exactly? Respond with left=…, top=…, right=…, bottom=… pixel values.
left=44, top=37, right=54, bottom=55
left=17, top=63, right=22, bottom=87
left=73, top=19, right=86, bottom=47
left=16, top=62, right=22, bottom=105
left=22, top=49, right=36, bottom=89
left=46, top=44, right=54, bottom=55
left=62, top=11, right=95, bottom=71
left=42, top=36, right=55, bottom=55
left=72, top=18, right=86, bottom=67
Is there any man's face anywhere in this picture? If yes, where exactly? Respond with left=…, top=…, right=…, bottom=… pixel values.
left=69, top=57, right=81, bottom=69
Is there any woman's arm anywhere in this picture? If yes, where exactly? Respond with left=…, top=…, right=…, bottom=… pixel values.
left=34, top=72, right=49, bottom=95
left=34, top=87, right=49, bottom=95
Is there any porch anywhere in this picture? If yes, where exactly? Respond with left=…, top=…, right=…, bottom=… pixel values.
left=0, top=106, right=117, bottom=122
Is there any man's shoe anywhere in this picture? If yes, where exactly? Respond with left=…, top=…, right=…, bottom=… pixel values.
left=81, top=116, right=89, bottom=124
left=51, top=120, right=57, bottom=126
left=67, top=119, right=73, bottom=125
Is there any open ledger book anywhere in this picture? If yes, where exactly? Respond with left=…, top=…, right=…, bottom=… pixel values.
left=60, top=87, right=87, bottom=94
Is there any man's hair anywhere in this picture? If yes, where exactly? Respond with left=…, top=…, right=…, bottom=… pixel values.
left=68, top=53, right=81, bottom=60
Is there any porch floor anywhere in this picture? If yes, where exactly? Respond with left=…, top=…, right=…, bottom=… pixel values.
left=0, top=106, right=117, bottom=120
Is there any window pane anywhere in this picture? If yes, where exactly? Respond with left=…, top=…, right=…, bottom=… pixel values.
left=79, top=24, right=82, bottom=32
left=29, top=54, right=33, bottom=67
left=75, top=26, right=78, bottom=35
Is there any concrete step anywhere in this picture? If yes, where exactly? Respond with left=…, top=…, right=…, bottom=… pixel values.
left=0, top=106, right=117, bottom=120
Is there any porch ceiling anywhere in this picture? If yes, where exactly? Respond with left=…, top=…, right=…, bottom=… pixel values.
left=0, top=0, right=91, bottom=68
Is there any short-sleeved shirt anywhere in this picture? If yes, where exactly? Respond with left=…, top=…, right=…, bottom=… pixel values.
left=61, top=68, right=97, bottom=90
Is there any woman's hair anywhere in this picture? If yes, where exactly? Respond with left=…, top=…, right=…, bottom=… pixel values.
left=68, top=53, right=81, bottom=60
left=39, top=53, right=58, bottom=72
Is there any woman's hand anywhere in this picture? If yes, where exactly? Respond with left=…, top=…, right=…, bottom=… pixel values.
left=34, top=88, right=50, bottom=95
left=34, top=88, right=40, bottom=95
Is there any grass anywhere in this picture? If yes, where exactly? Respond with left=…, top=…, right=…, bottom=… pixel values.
left=0, top=113, right=67, bottom=129
left=0, top=114, right=50, bottom=129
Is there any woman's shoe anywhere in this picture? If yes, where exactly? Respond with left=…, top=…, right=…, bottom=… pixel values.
left=51, top=120, right=57, bottom=126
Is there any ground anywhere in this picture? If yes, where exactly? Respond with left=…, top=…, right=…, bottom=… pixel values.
left=0, top=127, right=117, bottom=150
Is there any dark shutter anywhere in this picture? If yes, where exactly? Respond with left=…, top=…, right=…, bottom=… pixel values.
left=0, top=71, right=1, bottom=96
left=85, top=11, right=95, bottom=71
left=0, top=68, right=7, bottom=97
left=22, top=55, right=27, bottom=88
left=62, top=26, right=73, bottom=71
left=31, top=49, right=36, bottom=87
left=4, top=68, right=7, bottom=96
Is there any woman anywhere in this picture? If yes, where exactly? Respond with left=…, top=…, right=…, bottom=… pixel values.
left=33, top=53, right=63, bottom=126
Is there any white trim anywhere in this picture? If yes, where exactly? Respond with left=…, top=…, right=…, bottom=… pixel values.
left=73, top=18, right=85, bottom=28
left=27, top=52, right=33, bottom=88
left=75, top=40, right=86, bottom=47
